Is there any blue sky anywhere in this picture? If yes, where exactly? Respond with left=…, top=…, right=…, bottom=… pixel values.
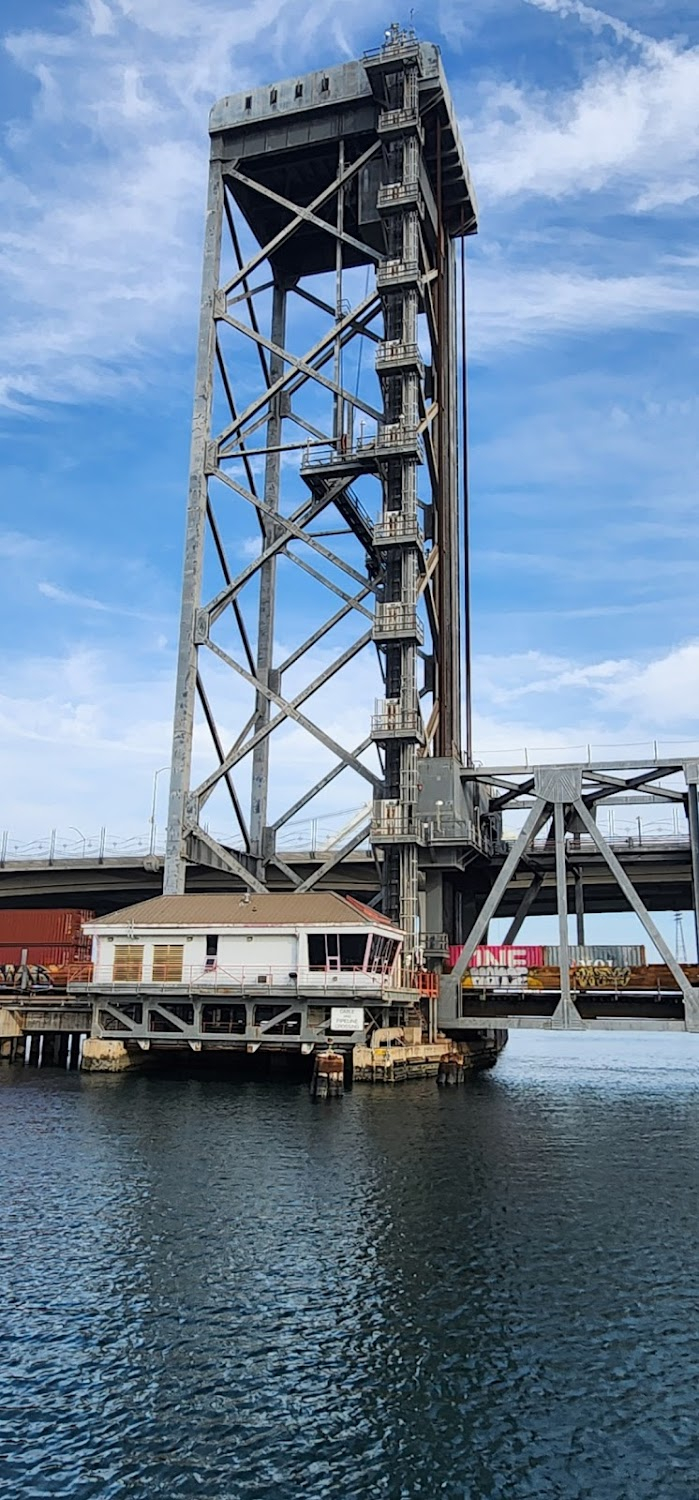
left=1, top=0, right=699, bottom=851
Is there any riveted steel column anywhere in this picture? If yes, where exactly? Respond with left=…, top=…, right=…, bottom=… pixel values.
left=249, top=281, right=288, bottom=859
left=687, top=781, right=699, bottom=959
left=435, top=141, right=461, bottom=761
left=164, top=159, right=224, bottom=895
left=574, top=868, right=586, bottom=946
left=552, top=801, right=576, bottom=1028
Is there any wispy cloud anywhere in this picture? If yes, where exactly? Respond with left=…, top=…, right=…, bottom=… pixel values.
left=475, top=640, right=699, bottom=734
left=37, top=580, right=169, bottom=622
left=0, top=0, right=376, bottom=408
left=471, top=264, right=699, bottom=353
left=467, top=3, right=699, bottom=213
left=4, top=0, right=697, bottom=410
left=0, top=530, right=49, bottom=560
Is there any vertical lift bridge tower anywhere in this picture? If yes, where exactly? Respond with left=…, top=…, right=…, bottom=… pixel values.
left=165, top=28, right=485, bottom=965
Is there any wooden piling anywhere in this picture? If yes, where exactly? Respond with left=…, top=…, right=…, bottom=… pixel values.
left=311, top=1049, right=344, bottom=1099
left=437, top=1051, right=465, bottom=1086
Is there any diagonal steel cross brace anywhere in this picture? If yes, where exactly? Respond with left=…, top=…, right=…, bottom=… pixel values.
left=297, top=822, right=372, bottom=893
left=195, top=630, right=373, bottom=798
left=202, top=637, right=382, bottom=793
left=226, top=166, right=383, bottom=267
left=448, top=799, right=552, bottom=987
left=187, top=826, right=267, bottom=893
left=204, top=469, right=377, bottom=625
left=269, top=738, right=374, bottom=833
left=219, top=311, right=383, bottom=425
left=216, top=290, right=379, bottom=448
left=221, top=140, right=381, bottom=300
left=573, top=797, right=699, bottom=1030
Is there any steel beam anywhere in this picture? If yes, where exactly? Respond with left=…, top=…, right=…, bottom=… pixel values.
left=551, top=800, right=580, bottom=1029
left=686, top=780, right=699, bottom=959
left=503, top=872, right=544, bottom=944
left=449, top=799, right=550, bottom=985
left=250, top=282, right=287, bottom=858
left=574, top=868, right=586, bottom=946
left=165, top=160, right=224, bottom=895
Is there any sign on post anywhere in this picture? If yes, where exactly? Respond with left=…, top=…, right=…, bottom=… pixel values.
left=330, top=1006, right=365, bottom=1033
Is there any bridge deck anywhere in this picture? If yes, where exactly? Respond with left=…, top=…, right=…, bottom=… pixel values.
left=0, top=837, right=693, bottom=917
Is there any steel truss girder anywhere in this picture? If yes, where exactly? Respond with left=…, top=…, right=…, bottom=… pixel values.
left=441, top=760, right=699, bottom=1033
left=91, top=993, right=407, bottom=1046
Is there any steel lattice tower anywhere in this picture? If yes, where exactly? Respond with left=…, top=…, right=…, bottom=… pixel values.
left=164, top=29, right=478, bottom=956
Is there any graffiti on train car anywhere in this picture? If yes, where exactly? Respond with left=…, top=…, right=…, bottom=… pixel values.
left=572, top=962, right=631, bottom=990
left=0, top=963, right=54, bottom=991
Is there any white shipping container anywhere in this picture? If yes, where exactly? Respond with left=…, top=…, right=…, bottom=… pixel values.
left=543, top=945, right=646, bottom=967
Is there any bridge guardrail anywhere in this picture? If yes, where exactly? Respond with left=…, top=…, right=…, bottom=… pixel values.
left=69, top=962, right=434, bottom=997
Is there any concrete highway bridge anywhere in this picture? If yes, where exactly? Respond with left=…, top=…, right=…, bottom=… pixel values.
left=0, top=826, right=693, bottom=919
left=2, top=758, right=697, bottom=926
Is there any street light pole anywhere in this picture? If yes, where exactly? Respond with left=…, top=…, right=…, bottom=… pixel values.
left=150, top=766, right=170, bottom=856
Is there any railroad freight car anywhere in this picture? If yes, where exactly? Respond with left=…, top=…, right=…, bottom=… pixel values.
left=0, top=908, right=94, bottom=990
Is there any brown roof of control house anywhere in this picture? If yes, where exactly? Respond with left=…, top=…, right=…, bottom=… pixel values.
left=89, top=892, right=398, bottom=930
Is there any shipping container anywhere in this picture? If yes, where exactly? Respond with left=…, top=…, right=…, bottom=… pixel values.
left=449, top=944, right=545, bottom=971
left=0, top=908, right=93, bottom=969
left=543, top=944, right=646, bottom=967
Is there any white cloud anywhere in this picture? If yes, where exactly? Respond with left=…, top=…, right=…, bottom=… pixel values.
left=37, top=580, right=168, bottom=622
left=470, top=264, right=699, bottom=354
left=466, top=3, right=699, bottom=213
left=0, top=0, right=377, bottom=407
left=0, top=645, right=174, bottom=839
left=473, top=641, right=699, bottom=748
left=596, top=642, right=699, bottom=727
left=0, top=530, right=48, bottom=560
left=4, top=0, right=698, bottom=410
left=3, top=629, right=699, bottom=843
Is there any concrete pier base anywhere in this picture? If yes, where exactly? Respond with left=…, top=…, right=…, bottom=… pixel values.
left=0, top=1008, right=22, bottom=1043
left=353, top=1027, right=507, bottom=1083
left=81, top=1039, right=143, bottom=1073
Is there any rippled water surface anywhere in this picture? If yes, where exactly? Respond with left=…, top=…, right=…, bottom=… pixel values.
left=2, top=1033, right=699, bottom=1498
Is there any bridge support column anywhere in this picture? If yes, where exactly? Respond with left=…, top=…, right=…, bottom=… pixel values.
left=574, top=869, right=586, bottom=946
left=687, top=779, right=699, bottom=960
left=551, top=801, right=580, bottom=1029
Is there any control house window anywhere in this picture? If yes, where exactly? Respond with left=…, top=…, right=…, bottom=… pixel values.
left=368, top=935, right=399, bottom=974
left=152, top=945, right=184, bottom=983
left=307, top=933, right=369, bottom=970
left=113, top=944, right=143, bottom=983
left=205, top=935, right=219, bottom=970
left=308, top=933, right=339, bottom=970
left=339, top=934, right=368, bottom=970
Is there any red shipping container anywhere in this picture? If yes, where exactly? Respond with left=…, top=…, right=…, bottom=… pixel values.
left=0, top=908, right=93, bottom=968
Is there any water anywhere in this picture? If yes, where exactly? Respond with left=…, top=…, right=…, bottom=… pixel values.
left=2, top=1033, right=699, bottom=1499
